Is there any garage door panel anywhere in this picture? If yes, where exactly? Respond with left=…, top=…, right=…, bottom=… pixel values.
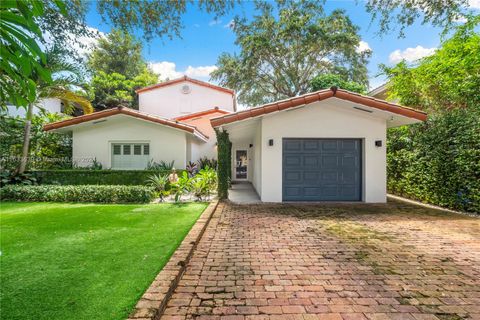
left=283, top=138, right=361, bottom=201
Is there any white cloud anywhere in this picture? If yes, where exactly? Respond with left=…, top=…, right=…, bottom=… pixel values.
left=356, top=40, right=371, bottom=53
left=469, top=0, right=480, bottom=9
left=148, top=61, right=218, bottom=80
left=224, top=20, right=235, bottom=29
left=209, top=19, right=222, bottom=26
left=388, top=45, right=436, bottom=64
left=193, top=23, right=200, bottom=28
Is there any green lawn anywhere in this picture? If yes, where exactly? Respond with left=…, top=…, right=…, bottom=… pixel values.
left=0, top=202, right=208, bottom=320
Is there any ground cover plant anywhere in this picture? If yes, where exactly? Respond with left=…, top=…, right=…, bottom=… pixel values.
left=0, top=202, right=207, bottom=320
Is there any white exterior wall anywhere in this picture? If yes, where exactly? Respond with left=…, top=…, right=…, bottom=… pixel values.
left=7, top=98, right=62, bottom=117
left=139, top=82, right=235, bottom=119
left=259, top=100, right=387, bottom=203
left=72, top=115, right=187, bottom=169
left=252, top=123, right=262, bottom=196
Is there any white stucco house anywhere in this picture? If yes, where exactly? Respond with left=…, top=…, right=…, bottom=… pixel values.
left=44, top=76, right=236, bottom=169
left=210, top=87, right=426, bottom=203
left=45, top=76, right=426, bottom=203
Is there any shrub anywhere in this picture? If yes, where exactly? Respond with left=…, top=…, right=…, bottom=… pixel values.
left=186, top=161, right=198, bottom=177
left=146, top=160, right=175, bottom=171
left=191, top=167, right=217, bottom=201
left=387, top=106, right=480, bottom=213
left=146, top=173, right=170, bottom=201
left=1, top=171, right=37, bottom=187
left=29, top=169, right=185, bottom=186
left=197, top=157, right=218, bottom=170
left=216, top=129, right=231, bottom=199
left=171, top=171, right=192, bottom=202
left=0, top=185, right=155, bottom=203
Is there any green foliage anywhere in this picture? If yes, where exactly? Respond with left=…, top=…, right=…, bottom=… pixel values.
left=212, top=0, right=370, bottom=106
left=365, top=0, right=476, bottom=37
left=310, top=74, right=366, bottom=93
left=0, top=0, right=57, bottom=107
left=88, top=30, right=147, bottom=78
left=90, top=69, right=157, bottom=109
left=88, top=30, right=157, bottom=109
left=0, top=112, right=73, bottom=170
left=146, top=173, right=170, bottom=200
left=387, top=106, right=480, bottom=213
left=0, top=185, right=156, bottom=203
left=381, top=17, right=480, bottom=112
left=191, top=167, right=217, bottom=201
left=171, top=171, right=192, bottom=202
left=95, top=1, right=235, bottom=41
left=0, top=171, right=37, bottom=187
left=197, top=157, right=218, bottom=170
left=216, top=129, right=231, bottom=199
left=146, top=159, right=176, bottom=171
left=30, top=169, right=183, bottom=186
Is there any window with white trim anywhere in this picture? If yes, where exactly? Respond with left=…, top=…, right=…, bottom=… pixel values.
left=111, top=143, right=150, bottom=169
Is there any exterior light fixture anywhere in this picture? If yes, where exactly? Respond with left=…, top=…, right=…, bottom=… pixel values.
left=268, top=139, right=274, bottom=146
left=375, top=140, right=382, bottom=147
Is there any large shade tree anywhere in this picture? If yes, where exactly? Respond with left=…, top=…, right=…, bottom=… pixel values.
left=88, top=30, right=158, bottom=109
left=211, top=0, right=371, bottom=106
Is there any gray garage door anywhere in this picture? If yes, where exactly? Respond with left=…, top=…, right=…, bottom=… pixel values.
left=283, top=138, right=362, bottom=201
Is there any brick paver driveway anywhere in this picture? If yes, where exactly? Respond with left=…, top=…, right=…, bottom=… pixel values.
left=162, top=200, right=480, bottom=320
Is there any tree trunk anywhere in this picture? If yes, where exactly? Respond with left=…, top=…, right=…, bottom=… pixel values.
left=16, top=104, right=34, bottom=175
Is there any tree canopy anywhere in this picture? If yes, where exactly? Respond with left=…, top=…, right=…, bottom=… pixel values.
left=211, top=0, right=371, bottom=106
left=365, top=0, right=477, bottom=37
left=88, top=30, right=158, bottom=109
left=310, top=74, right=366, bottom=94
left=381, top=17, right=480, bottom=112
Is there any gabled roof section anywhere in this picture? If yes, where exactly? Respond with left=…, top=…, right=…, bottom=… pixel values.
left=135, top=75, right=235, bottom=95
left=210, top=87, right=427, bottom=127
left=44, top=107, right=209, bottom=141
left=173, top=107, right=232, bottom=121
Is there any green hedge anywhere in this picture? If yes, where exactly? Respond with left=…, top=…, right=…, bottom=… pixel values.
left=0, top=185, right=155, bottom=203
left=387, top=106, right=480, bottom=213
left=30, top=170, right=185, bottom=186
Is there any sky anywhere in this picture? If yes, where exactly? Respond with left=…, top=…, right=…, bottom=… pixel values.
left=82, top=0, right=479, bottom=91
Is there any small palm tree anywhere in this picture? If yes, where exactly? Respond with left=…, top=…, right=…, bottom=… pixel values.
left=16, top=46, right=93, bottom=174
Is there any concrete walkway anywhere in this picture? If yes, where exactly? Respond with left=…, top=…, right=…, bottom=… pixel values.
left=161, top=200, right=480, bottom=320
left=228, top=182, right=261, bottom=204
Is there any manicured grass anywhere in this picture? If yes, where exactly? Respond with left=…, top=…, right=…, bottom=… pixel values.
left=0, top=202, right=208, bottom=320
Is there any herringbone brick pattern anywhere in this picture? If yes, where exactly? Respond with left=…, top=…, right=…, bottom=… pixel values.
left=161, top=201, right=480, bottom=320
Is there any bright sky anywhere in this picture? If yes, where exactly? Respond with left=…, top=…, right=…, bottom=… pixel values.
left=82, top=0, right=478, bottom=91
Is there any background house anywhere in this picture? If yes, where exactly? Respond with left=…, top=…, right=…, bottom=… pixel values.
left=44, top=76, right=235, bottom=169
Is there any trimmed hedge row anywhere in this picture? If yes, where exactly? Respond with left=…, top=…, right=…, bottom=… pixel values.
left=387, top=106, right=480, bottom=213
left=0, top=185, right=155, bottom=203
left=30, top=170, right=185, bottom=186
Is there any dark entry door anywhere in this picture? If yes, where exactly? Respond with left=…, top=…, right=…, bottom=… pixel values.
left=282, top=138, right=361, bottom=201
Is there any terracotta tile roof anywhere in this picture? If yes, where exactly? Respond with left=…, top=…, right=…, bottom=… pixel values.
left=173, top=107, right=232, bottom=121
left=210, top=87, right=427, bottom=127
left=135, top=75, right=235, bottom=95
left=43, top=107, right=209, bottom=141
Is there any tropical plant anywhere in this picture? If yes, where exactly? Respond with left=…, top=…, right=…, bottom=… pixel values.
left=186, top=161, right=199, bottom=177
left=191, top=167, right=217, bottom=201
left=197, top=157, right=218, bottom=170
left=15, top=47, right=93, bottom=174
left=0, top=171, right=37, bottom=188
left=147, top=173, right=170, bottom=201
left=146, top=159, right=175, bottom=171
left=171, top=171, right=192, bottom=202
left=211, top=0, right=370, bottom=106
left=0, top=0, right=58, bottom=109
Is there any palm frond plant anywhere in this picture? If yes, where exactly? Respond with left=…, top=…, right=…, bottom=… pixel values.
left=171, top=171, right=191, bottom=202
left=15, top=46, right=93, bottom=174
left=147, top=173, right=170, bottom=201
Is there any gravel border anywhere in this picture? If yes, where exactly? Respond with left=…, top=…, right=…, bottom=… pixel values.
left=127, top=200, right=219, bottom=320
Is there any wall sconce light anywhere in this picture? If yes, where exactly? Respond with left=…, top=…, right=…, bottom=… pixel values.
left=268, top=139, right=274, bottom=146
left=249, top=144, right=253, bottom=148
left=375, top=140, right=382, bottom=147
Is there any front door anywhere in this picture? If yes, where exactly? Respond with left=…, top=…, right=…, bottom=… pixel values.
left=235, top=150, right=248, bottom=180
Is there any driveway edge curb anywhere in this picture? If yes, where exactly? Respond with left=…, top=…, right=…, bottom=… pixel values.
left=128, top=200, right=220, bottom=320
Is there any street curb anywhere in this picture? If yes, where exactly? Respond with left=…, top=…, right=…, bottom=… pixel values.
left=128, top=200, right=219, bottom=320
